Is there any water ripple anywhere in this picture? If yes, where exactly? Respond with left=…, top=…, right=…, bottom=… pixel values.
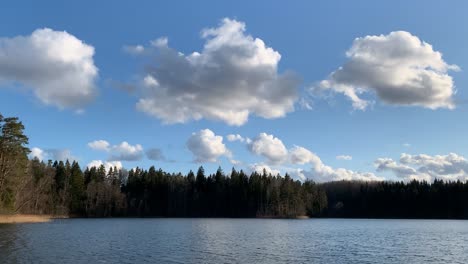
left=1, top=219, right=468, bottom=263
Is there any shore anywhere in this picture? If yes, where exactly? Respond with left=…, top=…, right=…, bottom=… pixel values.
left=0, top=215, right=312, bottom=223
left=0, top=214, right=67, bottom=224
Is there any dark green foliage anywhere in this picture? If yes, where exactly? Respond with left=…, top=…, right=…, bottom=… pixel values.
left=69, top=161, right=85, bottom=214
left=322, top=180, right=468, bottom=219
left=122, top=166, right=326, bottom=218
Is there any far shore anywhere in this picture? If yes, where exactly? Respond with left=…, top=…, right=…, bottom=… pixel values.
left=0, top=214, right=68, bottom=224
left=0, top=214, right=311, bottom=223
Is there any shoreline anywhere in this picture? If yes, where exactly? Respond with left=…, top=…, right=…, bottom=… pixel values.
left=0, top=214, right=68, bottom=224
left=3, top=215, right=468, bottom=222
left=0, top=214, right=311, bottom=223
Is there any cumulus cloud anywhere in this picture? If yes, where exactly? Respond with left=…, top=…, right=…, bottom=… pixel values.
left=88, top=140, right=144, bottom=161
left=336, top=155, right=352, bottom=160
left=129, top=18, right=299, bottom=125
left=249, top=163, right=281, bottom=176
left=245, top=133, right=381, bottom=182
left=298, top=166, right=383, bottom=182
left=29, top=147, right=46, bottom=161
left=87, top=140, right=110, bottom=151
left=315, top=31, right=459, bottom=110
left=146, top=148, right=166, bottom=161
left=286, top=168, right=308, bottom=181
left=87, top=160, right=123, bottom=173
left=289, top=146, right=381, bottom=182
left=109, top=142, right=143, bottom=161
left=227, top=134, right=252, bottom=144
left=289, top=146, right=321, bottom=165
left=29, top=147, right=76, bottom=161
left=187, top=129, right=230, bottom=163
left=227, top=134, right=243, bottom=142
left=0, top=28, right=98, bottom=109
left=248, top=163, right=311, bottom=181
left=249, top=133, right=288, bottom=164
left=375, top=153, right=468, bottom=182
left=375, top=157, right=419, bottom=179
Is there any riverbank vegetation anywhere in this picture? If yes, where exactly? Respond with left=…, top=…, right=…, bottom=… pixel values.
left=1, top=113, right=468, bottom=219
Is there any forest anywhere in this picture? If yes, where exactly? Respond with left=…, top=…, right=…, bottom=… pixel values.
left=1, top=112, right=468, bottom=219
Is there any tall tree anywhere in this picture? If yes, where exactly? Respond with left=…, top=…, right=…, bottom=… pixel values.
left=0, top=114, right=29, bottom=211
left=69, top=161, right=85, bottom=214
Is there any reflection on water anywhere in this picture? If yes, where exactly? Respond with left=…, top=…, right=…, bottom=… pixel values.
left=1, top=218, right=468, bottom=263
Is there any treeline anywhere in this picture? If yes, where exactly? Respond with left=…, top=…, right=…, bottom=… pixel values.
left=10, top=159, right=468, bottom=219
left=4, top=158, right=327, bottom=218
left=3, top=112, right=468, bottom=219
left=322, top=180, right=468, bottom=219
left=124, top=166, right=327, bottom=217
left=12, top=159, right=127, bottom=217
left=0, top=112, right=326, bottom=217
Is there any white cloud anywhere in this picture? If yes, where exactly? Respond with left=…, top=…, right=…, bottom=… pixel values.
left=29, top=147, right=46, bottom=161
left=0, top=28, right=98, bottom=109
left=375, top=153, right=468, bottom=182
left=286, top=168, right=307, bottom=181
left=248, top=164, right=310, bottom=181
left=87, top=140, right=110, bottom=151
left=336, top=155, right=352, bottom=160
left=226, top=134, right=245, bottom=142
left=232, top=133, right=376, bottom=181
left=249, top=133, right=288, bottom=165
left=29, top=148, right=76, bottom=162
left=299, top=166, right=383, bottom=182
left=86, top=160, right=123, bottom=173
left=226, top=134, right=251, bottom=143
left=227, top=134, right=243, bottom=142
left=249, top=163, right=281, bottom=176
left=375, top=157, right=419, bottom=179
left=187, top=129, right=230, bottom=163
left=88, top=140, right=144, bottom=161
left=315, top=31, right=459, bottom=110
left=290, top=146, right=321, bottom=165
left=246, top=134, right=381, bottom=182
left=109, top=142, right=144, bottom=161
left=289, top=146, right=381, bottom=182
left=130, top=18, right=299, bottom=126
left=143, top=75, right=159, bottom=87
left=403, top=143, right=411, bottom=148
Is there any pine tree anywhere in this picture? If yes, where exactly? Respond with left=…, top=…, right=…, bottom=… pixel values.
left=0, top=114, right=29, bottom=211
left=69, top=161, right=85, bottom=214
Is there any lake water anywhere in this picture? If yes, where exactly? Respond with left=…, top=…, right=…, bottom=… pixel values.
left=1, top=218, right=467, bottom=263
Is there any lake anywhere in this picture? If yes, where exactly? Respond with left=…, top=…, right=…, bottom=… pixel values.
left=1, top=218, right=467, bottom=263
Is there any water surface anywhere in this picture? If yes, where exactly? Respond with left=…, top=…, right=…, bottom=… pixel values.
left=1, top=218, right=467, bottom=263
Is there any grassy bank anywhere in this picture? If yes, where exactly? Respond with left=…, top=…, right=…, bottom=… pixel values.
left=0, top=214, right=67, bottom=224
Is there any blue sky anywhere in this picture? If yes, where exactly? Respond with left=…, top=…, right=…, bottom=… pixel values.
left=1, top=0, right=468, bottom=181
